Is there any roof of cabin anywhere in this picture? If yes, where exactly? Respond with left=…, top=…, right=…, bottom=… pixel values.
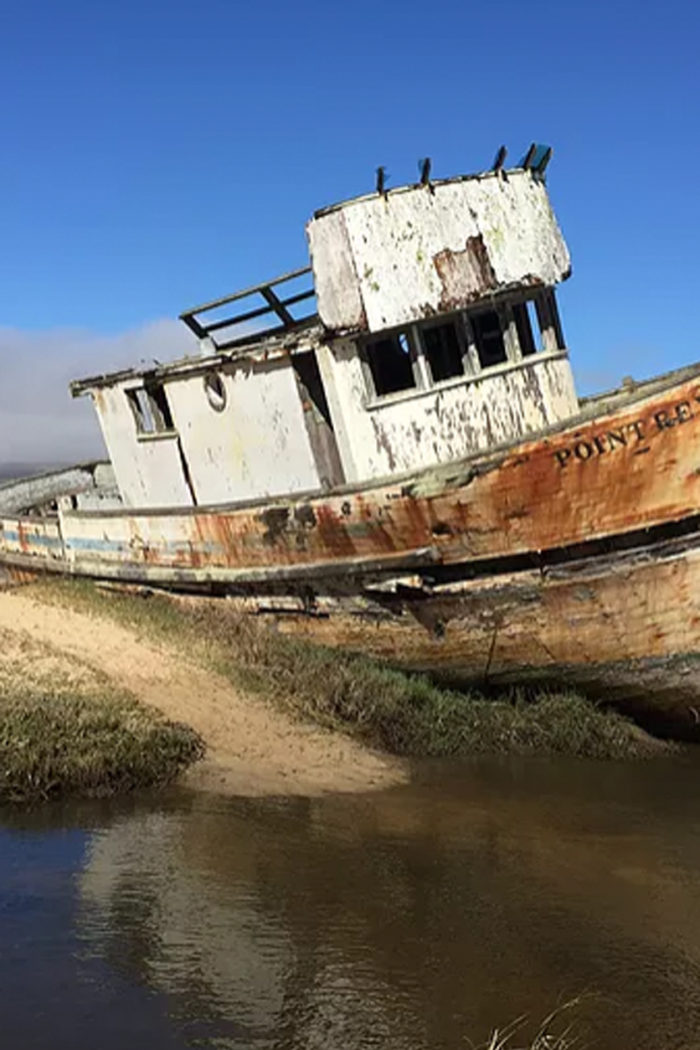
left=72, top=148, right=556, bottom=395
left=70, top=318, right=324, bottom=396
left=312, top=164, right=546, bottom=219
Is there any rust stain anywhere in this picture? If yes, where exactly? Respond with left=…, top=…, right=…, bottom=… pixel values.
left=259, top=506, right=290, bottom=546
left=433, top=234, right=498, bottom=313
left=11, top=374, right=700, bottom=580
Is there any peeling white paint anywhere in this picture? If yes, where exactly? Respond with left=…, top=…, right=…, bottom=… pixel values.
left=90, top=358, right=322, bottom=509
left=308, top=171, right=570, bottom=335
left=168, top=358, right=320, bottom=505
left=317, top=341, right=578, bottom=483
left=93, top=386, right=195, bottom=509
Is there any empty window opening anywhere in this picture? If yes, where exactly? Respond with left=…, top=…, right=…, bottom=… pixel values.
left=422, top=321, right=464, bottom=382
left=365, top=331, right=417, bottom=396
left=293, top=351, right=345, bottom=488
left=293, top=352, right=334, bottom=428
left=126, top=384, right=175, bottom=435
left=471, top=310, right=507, bottom=368
left=512, top=301, right=538, bottom=356
left=147, top=383, right=174, bottom=430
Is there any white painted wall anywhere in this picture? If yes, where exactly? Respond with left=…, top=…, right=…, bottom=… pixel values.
left=90, top=357, right=321, bottom=509
left=167, top=358, right=320, bottom=505
left=308, top=171, right=570, bottom=335
left=93, top=386, right=194, bottom=508
left=317, top=340, right=578, bottom=483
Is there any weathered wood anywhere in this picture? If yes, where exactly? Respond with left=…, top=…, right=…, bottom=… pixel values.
left=52, top=369, right=700, bottom=576
left=5, top=366, right=700, bottom=722
left=258, top=537, right=700, bottom=736
left=308, top=170, right=570, bottom=336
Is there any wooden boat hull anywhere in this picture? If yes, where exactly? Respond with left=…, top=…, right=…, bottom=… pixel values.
left=3, top=364, right=700, bottom=734
left=254, top=536, right=700, bottom=738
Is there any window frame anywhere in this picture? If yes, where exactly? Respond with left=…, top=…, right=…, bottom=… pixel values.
left=420, top=315, right=472, bottom=384
left=125, top=382, right=177, bottom=438
left=360, top=327, right=422, bottom=398
left=361, top=289, right=564, bottom=403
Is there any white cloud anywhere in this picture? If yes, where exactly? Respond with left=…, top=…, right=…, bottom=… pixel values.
left=0, top=319, right=194, bottom=466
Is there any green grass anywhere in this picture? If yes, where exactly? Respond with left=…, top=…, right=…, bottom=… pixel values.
left=27, top=578, right=667, bottom=762
left=0, top=689, right=203, bottom=803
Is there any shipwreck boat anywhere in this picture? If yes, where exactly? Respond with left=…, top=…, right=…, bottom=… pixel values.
left=3, top=146, right=700, bottom=734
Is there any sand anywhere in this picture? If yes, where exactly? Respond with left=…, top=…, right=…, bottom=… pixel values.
left=0, top=590, right=407, bottom=797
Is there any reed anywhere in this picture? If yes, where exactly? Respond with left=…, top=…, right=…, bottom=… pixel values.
left=475, top=998, right=586, bottom=1050
left=29, top=578, right=666, bottom=761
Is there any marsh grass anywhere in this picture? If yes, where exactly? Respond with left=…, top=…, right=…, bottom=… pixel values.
left=0, top=690, right=203, bottom=803
left=475, top=998, right=586, bottom=1050
left=27, top=578, right=665, bottom=761
left=0, top=625, right=203, bottom=803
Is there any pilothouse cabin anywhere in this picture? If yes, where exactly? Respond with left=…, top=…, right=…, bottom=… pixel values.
left=71, top=148, right=580, bottom=509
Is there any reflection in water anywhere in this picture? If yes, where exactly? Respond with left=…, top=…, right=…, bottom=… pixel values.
left=3, top=760, right=700, bottom=1047
left=65, top=756, right=700, bottom=1050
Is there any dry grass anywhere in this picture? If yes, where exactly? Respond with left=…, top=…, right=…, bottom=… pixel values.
left=24, top=578, right=668, bottom=762
left=475, top=999, right=586, bottom=1050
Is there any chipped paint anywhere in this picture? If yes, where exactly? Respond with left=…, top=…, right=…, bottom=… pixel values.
left=2, top=367, right=695, bottom=582
left=92, top=357, right=323, bottom=509
left=318, top=346, right=577, bottom=483
left=308, top=170, right=570, bottom=335
left=4, top=367, right=700, bottom=715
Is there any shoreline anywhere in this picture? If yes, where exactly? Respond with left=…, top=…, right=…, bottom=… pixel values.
left=0, top=578, right=674, bottom=804
left=0, top=584, right=408, bottom=801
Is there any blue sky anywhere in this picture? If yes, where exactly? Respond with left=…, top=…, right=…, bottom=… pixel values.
left=1, top=0, right=699, bottom=460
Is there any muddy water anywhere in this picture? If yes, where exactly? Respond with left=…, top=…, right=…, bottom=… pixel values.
left=3, top=756, right=700, bottom=1049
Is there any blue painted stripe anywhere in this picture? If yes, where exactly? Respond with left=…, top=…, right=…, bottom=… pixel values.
left=1, top=529, right=63, bottom=549
left=64, top=536, right=226, bottom=556
left=64, top=536, right=129, bottom=553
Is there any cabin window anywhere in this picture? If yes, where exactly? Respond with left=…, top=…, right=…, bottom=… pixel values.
left=512, top=301, right=538, bottom=356
left=422, top=320, right=464, bottom=382
left=365, top=330, right=418, bottom=396
left=126, top=383, right=175, bottom=435
left=471, top=309, right=508, bottom=368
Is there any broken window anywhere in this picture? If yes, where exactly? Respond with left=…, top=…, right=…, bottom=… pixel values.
left=422, top=320, right=464, bottom=382
left=512, top=301, right=538, bottom=356
left=126, top=383, right=175, bottom=435
left=471, top=309, right=507, bottom=368
left=365, top=330, right=417, bottom=396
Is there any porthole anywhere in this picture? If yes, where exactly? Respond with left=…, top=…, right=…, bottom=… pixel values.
left=204, top=372, right=227, bottom=412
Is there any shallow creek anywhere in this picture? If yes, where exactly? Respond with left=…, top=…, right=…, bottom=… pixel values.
left=3, top=754, right=700, bottom=1049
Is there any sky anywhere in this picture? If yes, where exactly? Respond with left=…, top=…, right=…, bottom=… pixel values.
left=1, top=0, right=699, bottom=463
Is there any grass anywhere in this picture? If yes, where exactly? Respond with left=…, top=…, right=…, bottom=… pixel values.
left=0, top=626, right=203, bottom=804
left=0, top=692, right=203, bottom=803
left=475, top=999, right=586, bottom=1050
left=26, top=578, right=666, bottom=762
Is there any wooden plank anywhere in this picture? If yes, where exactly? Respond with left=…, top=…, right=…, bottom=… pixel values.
left=53, top=372, right=700, bottom=575
left=264, top=538, right=700, bottom=735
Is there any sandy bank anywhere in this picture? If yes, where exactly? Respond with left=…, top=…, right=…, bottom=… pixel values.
left=0, top=590, right=407, bottom=797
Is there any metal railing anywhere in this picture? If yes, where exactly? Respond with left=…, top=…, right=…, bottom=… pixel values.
left=179, top=266, right=317, bottom=351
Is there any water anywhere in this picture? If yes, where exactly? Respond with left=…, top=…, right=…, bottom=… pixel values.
left=3, top=756, right=700, bottom=1049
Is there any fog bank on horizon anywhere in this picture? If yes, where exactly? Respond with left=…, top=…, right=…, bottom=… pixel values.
left=0, top=319, right=192, bottom=467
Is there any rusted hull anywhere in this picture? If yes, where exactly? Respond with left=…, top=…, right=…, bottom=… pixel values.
left=256, top=536, right=700, bottom=737
left=4, top=364, right=700, bottom=727
left=49, top=365, right=700, bottom=582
